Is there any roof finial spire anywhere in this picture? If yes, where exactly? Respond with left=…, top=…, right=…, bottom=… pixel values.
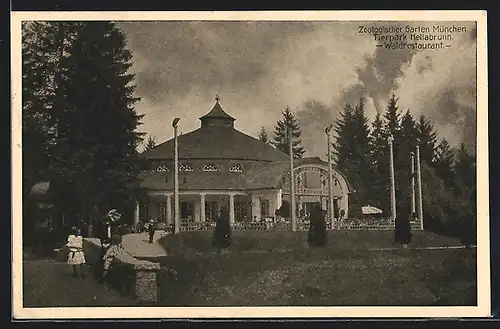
left=215, top=94, right=220, bottom=103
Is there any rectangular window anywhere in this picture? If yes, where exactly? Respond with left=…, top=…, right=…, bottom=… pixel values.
left=235, top=202, right=249, bottom=222
left=205, top=202, right=218, bottom=222
left=140, top=204, right=149, bottom=223
left=158, top=203, right=166, bottom=222
left=181, top=202, right=194, bottom=221
left=260, top=199, right=270, bottom=218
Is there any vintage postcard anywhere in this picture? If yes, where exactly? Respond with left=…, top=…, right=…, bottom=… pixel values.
left=11, top=10, right=489, bottom=319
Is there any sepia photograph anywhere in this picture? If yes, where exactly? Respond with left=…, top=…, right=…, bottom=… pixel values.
left=11, top=11, right=489, bottom=319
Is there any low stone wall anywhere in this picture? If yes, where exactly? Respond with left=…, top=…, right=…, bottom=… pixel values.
left=56, top=238, right=160, bottom=303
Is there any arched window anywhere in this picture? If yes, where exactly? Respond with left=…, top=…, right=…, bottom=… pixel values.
left=203, top=164, right=219, bottom=172
left=156, top=165, right=169, bottom=172
left=229, top=164, right=243, bottom=173
left=179, top=163, right=194, bottom=172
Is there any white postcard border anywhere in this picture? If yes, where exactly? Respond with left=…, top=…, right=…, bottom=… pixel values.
left=11, top=10, right=489, bottom=319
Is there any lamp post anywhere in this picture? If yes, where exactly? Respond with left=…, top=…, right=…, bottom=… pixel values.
left=172, top=117, right=180, bottom=235
left=325, top=124, right=334, bottom=229
left=388, top=134, right=396, bottom=222
left=416, top=141, right=424, bottom=231
left=288, top=126, right=296, bottom=232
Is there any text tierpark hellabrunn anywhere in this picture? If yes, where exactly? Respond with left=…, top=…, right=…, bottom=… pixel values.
left=358, top=24, right=470, bottom=50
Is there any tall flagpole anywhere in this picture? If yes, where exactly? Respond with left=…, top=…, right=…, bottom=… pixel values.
left=410, top=151, right=416, bottom=216
left=325, top=125, right=334, bottom=229
left=388, top=134, right=396, bottom=222
left=288, top=127, right=296, bottom=232
left=172, top=118, right=180, bottom=234
left=416, top=142, right=424, bottom=231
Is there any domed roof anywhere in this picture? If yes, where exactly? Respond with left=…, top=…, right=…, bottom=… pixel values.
left=199, top=95, right=235, bottom=126
left=141, top=98, right=288, bottom=162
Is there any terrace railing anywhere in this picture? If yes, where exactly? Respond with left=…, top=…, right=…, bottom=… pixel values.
left=166, top=218, right=421, bottom=232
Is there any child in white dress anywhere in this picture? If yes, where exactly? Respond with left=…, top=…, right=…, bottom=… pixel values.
left=66, top=226, right=86, bottom=278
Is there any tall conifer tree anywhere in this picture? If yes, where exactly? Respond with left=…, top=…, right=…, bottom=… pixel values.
left=51, top=21, right=144, bottom=224
left=383, top=94, right=401, bottom=139
left=144, top=135, right=156, bottom=151
left=368, top=112, right=389, bottom=211
left=272, top=107, right=305, bottom=158
left=382, top=95, right=402, bottom=213
left=333, top=99, right=372, bottom=209
left=258, top=127, right=269, bottom=144
left=332, top=103, right=355, bottom=168
left=434, top=139, right=456, bottom=187
left=416, top=114, right=438, bottom=165
left=396, top=110, right=418, bottom=217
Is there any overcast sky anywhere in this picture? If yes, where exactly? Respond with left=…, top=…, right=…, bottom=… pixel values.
left=118, top=20, right=477, bottom=157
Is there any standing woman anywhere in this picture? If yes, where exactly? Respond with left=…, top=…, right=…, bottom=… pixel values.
left=65, top=226, right=86, bottom=278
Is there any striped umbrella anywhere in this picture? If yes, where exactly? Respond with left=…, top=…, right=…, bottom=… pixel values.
left=361, top=205, right=383, bottom=215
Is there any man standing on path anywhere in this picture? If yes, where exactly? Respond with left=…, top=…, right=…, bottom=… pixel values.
left=148, top=219, right=156, bottom=244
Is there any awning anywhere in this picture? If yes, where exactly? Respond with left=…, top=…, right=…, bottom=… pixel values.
left=361, top=205, right=383, bottom=215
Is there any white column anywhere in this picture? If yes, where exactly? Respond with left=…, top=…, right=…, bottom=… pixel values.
left=276, top=189, right=282, bottom=217
left=134, top=200, right=140, bottom=225
left=194, top=197, right=201, bottom=222
left=229, top=194, right=235, bottom=225
left=166, top=194, right=172, bottom=225
left=200, top=194, right=206, bottom=222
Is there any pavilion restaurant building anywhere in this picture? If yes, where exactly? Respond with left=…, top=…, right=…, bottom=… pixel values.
left=136, top=99, right=353, bottom=227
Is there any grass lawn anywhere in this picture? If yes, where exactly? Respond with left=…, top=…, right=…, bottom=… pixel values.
left=22, top=250, right=137, bottom=307
left=160, top=230, right=465, bottom=256
left=22, top=231, right=476, bottom=307
left=157, top=230, right=476, bottom=306
left=158, top=248, right=476, bottom=306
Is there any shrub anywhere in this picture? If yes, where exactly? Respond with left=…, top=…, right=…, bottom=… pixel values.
left=212, top=205, right=232, bottom=251
left=308, top=202, right=327, bottom=247
left=279, top=201, right=290, bottom=218
left=394, top=214, right=413, bottom=245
